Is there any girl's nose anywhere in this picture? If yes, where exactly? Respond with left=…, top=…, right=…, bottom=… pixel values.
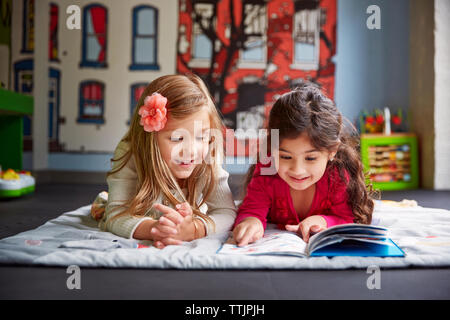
left=290, top=160, right=307, bottom=175
left=180, top=141, right=198, bottom=159
left=179, top=147, right=193, bottom=159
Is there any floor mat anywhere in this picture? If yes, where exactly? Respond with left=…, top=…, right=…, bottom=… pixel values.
left=1, top=201, right=450, bottom=269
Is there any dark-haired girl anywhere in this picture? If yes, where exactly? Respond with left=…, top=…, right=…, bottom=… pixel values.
left=232, top=83, right=375, bottom=246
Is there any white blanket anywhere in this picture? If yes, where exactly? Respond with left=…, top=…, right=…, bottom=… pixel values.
left=1, top=201, right=450, bottom=269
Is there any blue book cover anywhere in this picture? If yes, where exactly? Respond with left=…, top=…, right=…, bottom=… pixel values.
left=309, top=238, right=405, bottom=257
left=218, top=224, right=405, bottom=258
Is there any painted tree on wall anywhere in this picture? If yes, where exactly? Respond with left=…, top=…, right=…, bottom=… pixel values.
left=177, top=0, right=336, bottom=155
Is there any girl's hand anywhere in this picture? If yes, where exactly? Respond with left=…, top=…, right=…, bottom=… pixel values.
left=151, top=202, right=201, bottom=248
left=285, top=215, right=327, bottom=243
left=175, top=202, right=193, bottom=217
left=232, top=217, right=264, bottom=247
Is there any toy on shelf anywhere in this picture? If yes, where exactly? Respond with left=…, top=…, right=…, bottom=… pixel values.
left=367, top=143, right=412, bottom=182
left=0, top=167, right=35, bottom=198
left=360, top=133, right=419, bottom=190
left=359, top=107, right=406, bottom=134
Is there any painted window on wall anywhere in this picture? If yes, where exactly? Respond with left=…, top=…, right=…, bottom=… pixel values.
left=239, top=1, right=267, bottom=68
left=189, top=2, right=214, bottom=67
left=292, top=9, right=320, bottom=70
left=22, top=0, right=34, bottom=53
left=129, top=83, right=148, bottom=123
left=130, top=6, right=159, bottom=70
left=78, top=81, right=105, bottom=124
left=14, top=60, right=34, bottom=140
left=49, top=3, right=58, bottom=61
left=48, top=68, right=61, bottom=142
left=80, top=4, right=107, bottom=68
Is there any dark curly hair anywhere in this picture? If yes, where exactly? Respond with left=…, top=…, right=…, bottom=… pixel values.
left=243, top=82, right=376, bottom=224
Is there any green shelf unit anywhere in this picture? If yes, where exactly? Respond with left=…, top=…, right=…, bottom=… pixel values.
left=0, top=88, right=34, bottom=171
left=360, top=133, right=419, bottom=190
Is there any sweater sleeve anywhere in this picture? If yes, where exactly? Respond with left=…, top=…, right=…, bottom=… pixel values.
left=233, top=174, right=272, bottom=230
left=99, top=141, right=153, bottom=239
left=203, top=165, right=237, bottom=235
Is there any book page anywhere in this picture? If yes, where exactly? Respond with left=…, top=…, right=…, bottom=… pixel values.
left=309, top=223, right=387, bottom=250
left=218, top=229, right=308, bottom=257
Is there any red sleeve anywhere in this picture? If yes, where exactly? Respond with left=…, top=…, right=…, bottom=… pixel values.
left=233, top=174, right=272, bottom=230
left=318, top=169, right=354, bottom=228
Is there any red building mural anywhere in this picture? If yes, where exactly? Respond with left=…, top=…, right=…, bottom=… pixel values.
left=177, top=0, right=336, bottom=156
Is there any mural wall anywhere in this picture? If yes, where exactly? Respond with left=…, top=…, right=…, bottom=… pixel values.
left=10, top=0, right=178, bottom=154
left=177, top=0, right=337, bottom=155
left=7, top=0, right=336, bottom=168
left=0, top=0, right=11, bottom=89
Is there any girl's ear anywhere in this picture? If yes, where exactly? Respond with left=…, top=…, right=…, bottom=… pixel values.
left=329, top=152, right=336, bottom=162
left=329, top=143, right=340, bottom=161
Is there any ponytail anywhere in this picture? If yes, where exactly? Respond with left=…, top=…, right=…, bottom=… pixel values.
left=329, top=132, right=377, bottom=225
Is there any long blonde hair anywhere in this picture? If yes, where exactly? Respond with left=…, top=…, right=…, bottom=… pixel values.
left=106, top=74, right=225, bottom=231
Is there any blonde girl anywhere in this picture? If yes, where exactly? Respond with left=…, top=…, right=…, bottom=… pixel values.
left=98, top=74, right=236, bottom=248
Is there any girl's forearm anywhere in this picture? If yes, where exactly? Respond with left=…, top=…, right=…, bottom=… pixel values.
left=133, top=219, right=158, bottom=240
left=193, top=218, right=206, bottom=240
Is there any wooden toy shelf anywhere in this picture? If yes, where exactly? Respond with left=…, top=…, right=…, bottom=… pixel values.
left=360, top=133, right=419, bottom=190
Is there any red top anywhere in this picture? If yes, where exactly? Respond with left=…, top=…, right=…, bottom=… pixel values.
left=234, top=161, right=355, bottom=230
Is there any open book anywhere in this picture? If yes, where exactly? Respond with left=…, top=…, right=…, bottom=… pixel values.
left=218, top=223, right=405, bottom=257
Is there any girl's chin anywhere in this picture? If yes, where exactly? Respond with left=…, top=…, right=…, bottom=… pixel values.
left=172, top=166, right=196, bottom=180
left=289, top=183, right=311, bottom=191
left=174, top=170, right=193, bottom=178
left=287, top=177, right=314, bottom=191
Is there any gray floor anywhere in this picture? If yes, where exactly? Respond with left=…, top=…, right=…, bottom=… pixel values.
left=1, top=179, right=450, bottom=300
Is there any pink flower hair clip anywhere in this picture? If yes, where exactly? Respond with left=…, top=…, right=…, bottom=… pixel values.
left=138, top=92, right=168, bottom=132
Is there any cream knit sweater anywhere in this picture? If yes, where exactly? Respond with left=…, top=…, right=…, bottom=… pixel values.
left=99, top=140, right=237, bottom=239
